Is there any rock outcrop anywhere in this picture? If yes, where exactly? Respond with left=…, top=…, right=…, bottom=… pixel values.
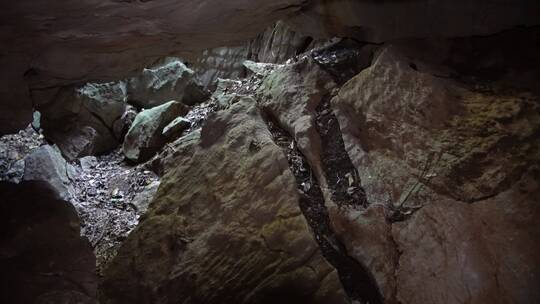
left=0, top=181, right=97, bottom=304
left=123, top=101, right=190, bottom=163
left=3, top=0, right=537, bottom=134
left=37, top=82, right=127, bottom=160
left=23, top=145, right=76, bottom=200
left=127, top=59, right=209, bottom=109
left=102, top=27, right=540, bottom=303
left=102, top=99, right=349, bottom=304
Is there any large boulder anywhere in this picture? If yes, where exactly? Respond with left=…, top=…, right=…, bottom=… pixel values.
left=101, top=99, right=349, bottom=304
left=249, top=28, right=540, bottom=304
left=0, top=181, right=97, bottom=304
left=328, top=30, right=540, bottom=303
left=122, top=101, right=190, bottom=163
left=23, top=145, right=76, bottom=201
left=127, top=59, right=209, bottom=108
left=37, top=82, right=128, bottom=160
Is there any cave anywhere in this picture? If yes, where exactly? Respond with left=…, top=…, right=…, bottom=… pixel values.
left=1, top=1, right=539, bottom=303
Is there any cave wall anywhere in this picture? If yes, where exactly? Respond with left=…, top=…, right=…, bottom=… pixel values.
left=1, top=0, right=539, bottom=134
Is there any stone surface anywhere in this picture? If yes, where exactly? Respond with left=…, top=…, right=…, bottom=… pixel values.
left=37, top=82, right=127, bottom=160
left=112, top=105, right=138, bottom=141
left=23, top=145, right=76, bottom=200
left=131, top=181, right=161, bottom=215
left=257, top=57, right=335, bottom=190
left=162, top=117, right=192, bottom=141
left=127, top=59, right=209, bottom=109
left=0, top=181, right=97, bottom=304
left=0, top=0, right=308, bottom=134
left=393, top=170, right=540, bottom=304
left=101, top=99, right=349, bottom=304
left=77, top=81, right=128, bottom=128
left=2, top=0, right=539, bottom=134
left=123, top=101, right=190, bottom=163
left=289, top=0, right=540, bottom=42
left=328, top=29, right=540, bottom=303
left=0, top=126, right=44, bottom=183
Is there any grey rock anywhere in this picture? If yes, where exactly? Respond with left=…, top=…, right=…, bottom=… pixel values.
left=79, top=156, right=98, bottom=171
left=5, top=159, right=25, bottom=183
left=23, top=145, right=75, bottom=200
left=38, top=83, right=125, bottom=160
left=123, top=101, right=190, bottom=163
left=243, top=60, right=277, bottom=76
left=77, top=81, right=128, bottom=129
left=162, top=117, right=191, bottom=140
left=112, top=105, right=138, bottom=140
left=131, top=180, right=160, bottom=214
left=31, top=111, right=41, bottom=131
left=127, top=59, right=209, bottom=108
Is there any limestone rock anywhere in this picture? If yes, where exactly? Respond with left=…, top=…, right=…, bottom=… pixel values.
left=257, top=56, right=336, bottom=200
left=243, top=60, right=278, bottom=77
left=0, top=181, right=97, bottom=304
left=2, top=0, right=538, bottom=134
left=23, top=145, right=76, bottom=200
left=393, top=171, right=540, bottom=304
left=328, top=30, right=540, bottom=303
left=289, top=0, right=540, bottom=43
left=77, top=81, right=128, bottom=128
left=192, top=47, right=250, bottom=89
left=131, top=181, right=161, bottom=215
left=102, top=99, right=348, bottom=304
left=112, top=105, right=138, bottom=141
left=122, top=101, right=190, bottom=163
left=162, top=117, right=191, bottom=141
left=127, top=59, right=209, bottom=108
left=38, top=83, right=127, bottom=160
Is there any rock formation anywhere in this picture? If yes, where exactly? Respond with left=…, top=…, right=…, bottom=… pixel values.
left=101, top=27, right=540, bottom=304
left=2, top=0, right=538, bottom=134
left=123, top=101, right=190, bottom=163
left=1, top=2, right=539, bottom=304
left=0, top=181, right=98, bottom=304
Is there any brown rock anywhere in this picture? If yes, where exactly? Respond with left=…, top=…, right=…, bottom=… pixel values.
left=393, top=171, right=540, bottom=304
left=101, top=98, right=348, bottom=304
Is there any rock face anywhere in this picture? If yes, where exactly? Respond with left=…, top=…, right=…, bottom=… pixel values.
left=37, top=82, right=127, bottom=160
left=289, top=0, right=540, bottom=42
left=101, top=99, right=348, bottom=304
left=101, top=28, right=539, bottom=303
left=127, top=59, right=209, bottom=109
left=23, top=145, right=76, bottom=200
left=0, top=181, right=97, bottom=304
left=393, top=173, right=540, bottom=304
left=328, top=29, right=540, bottom=303
left=2, top=0, right=538, bottom=134
left=123, top=101, right=190, bottom=163
left=192, top=21, right=328, bottom=89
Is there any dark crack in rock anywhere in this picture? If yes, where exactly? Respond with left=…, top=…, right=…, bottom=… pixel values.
left=264, top=115, right=383, bottom=304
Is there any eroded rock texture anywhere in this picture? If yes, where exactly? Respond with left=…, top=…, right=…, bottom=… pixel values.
left=2, top=0, right=538, bottom=134
left=0, top=182, right=97, bottom=304
left=102, top=99, right=348, bottom=304
left=101, top=27, right=539, bottom=304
